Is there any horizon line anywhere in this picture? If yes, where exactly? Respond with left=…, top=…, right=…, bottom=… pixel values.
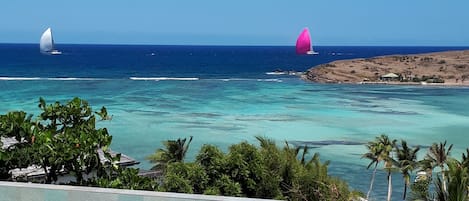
left=2, top=42, right=469, bottom=48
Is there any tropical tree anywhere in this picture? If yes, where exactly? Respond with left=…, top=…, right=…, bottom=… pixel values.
left=0, top=111, right=36, bottom=180
left=34, top=97, right=115, bottom=184
left=195, top=144, right=226, bottom=185
left=225, top=141, right=264, bottom=197
left=435, top=158, right=469, bottom=201
left=280, top=141, right=302, bottom=196
left=253, top=136, right=283, bottom=198
left=146, top=136, right=193, bottom=170
left=90, top=167, right=158, bottom=191
left=0, top=98, right=115, bottom=184
left=362, top=137, right=383, bottom=200
left=158, top=137, right=355, bottom=200
left=394, top=140, right=420, bottom=201
left=374, top=134, right=397, bottom=201
left=159, top=162, right=209, bottom=194
left=362, top=134, right=396, bottom=201
left=447, top=159, right=469, bottom=201
left=409, top=176, right=431, bottom=201
left=461, top=148, right=469, bottom=168
left=425, top=141, right=453, bottom=192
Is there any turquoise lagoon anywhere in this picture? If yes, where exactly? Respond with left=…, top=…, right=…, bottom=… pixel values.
left=1, top=78, right=469, bottom=199
left=2, top=44, right=469, bottom=200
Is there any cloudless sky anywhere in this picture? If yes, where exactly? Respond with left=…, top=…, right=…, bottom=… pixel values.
left=1, top=0, right=468, bottom=46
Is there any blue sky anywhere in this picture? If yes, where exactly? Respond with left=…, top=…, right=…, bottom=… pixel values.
left=1, top=0, right=468, bottom=46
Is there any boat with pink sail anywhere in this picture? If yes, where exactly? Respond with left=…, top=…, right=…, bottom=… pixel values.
left=296, top=28, right=318, bottom=55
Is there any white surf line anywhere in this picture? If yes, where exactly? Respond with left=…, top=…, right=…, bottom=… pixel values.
left=129, top=77, right=199, bottom=81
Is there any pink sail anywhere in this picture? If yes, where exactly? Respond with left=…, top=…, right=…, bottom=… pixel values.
left=296, top=28, right=317, bottom=55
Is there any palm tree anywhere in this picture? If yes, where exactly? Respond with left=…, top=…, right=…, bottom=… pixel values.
left=461, top=148, right=469, bottom=168
left=435, top=158, right=469, bottom=201
left=425, top=141, right=453, bottom=192
left=362, top=134, right=396, bottom=201
left=377, top=135, right=397, bottom=201
left=146, top=136, right=193, bottom=170
left=446, top=158, right=469, bottom=201
left=362, top=139, right=383, bottom=200
left=395, top=140, right=420, bottom=201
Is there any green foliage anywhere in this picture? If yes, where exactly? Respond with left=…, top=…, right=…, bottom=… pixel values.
left=159, top=172, right=193, bottom=193
left=162, top=162, right=208, bottom=194
left=435, top=176, right=448, bottom=201
left=413, top=77, right=422, bottom=82
left=34, top=97, right=114, bottom=184
left=435, top=158, right=469, bottom=201
left=158, top=136, right=354, bottom=200
left=361, top=136, right=469, bottom=201
left=225, top=142, right=263, bottom=196
left=255, top=136, right=283, bottom=198
left=0, top=111, right=37, bottom=180
left=203, top=186, right=221, bottom=195
left=394, top=140, right=420, bottom=200
left=363, top=134, right=396, bottom=201
left=89, top=168, right=157, bottom=191
left=426, top=141, right=453, bottom=193
left=215, top=174, right=242, bottom=196
left=462, top=148, right=469, bottom=168
left=195, top=144, right=226, bottom=184
left=410, top=179, right=431, bottom=201
left=0, top=97, right=115, bottom=184
left=146, top=136, right=193, bottom=171
left=0, top=111, right=35, bottom=142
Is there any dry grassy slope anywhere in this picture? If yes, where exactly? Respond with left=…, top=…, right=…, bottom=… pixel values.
left=303, top=50, right=469, bottom=84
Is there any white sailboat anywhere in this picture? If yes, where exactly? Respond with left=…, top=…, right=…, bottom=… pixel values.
left=40, top=28, right=62, bottom=55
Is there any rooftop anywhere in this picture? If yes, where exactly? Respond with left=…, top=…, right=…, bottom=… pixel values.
left=1, top=137, right=139, bottom=179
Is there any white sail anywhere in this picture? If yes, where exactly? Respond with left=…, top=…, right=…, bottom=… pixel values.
left=40, top=28, right=61, bottom=54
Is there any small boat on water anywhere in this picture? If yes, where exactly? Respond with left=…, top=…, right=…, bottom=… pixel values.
left=40, top=27, right=62, bottom=55
left=296, top=28, right=318, bottom=55
left=266, top=69, right=304, bottom=76
left=266, top=69, right=287, bottom=75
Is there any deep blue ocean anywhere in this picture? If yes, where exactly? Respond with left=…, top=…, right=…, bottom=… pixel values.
left=1, top=44, right=469, bottom=200
left=1, top=44, right=468, bottom=78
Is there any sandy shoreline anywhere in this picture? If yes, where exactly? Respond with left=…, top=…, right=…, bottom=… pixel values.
left=303, top=50, right=469, bottom=87
left=356, top=81, right=469, bottom=87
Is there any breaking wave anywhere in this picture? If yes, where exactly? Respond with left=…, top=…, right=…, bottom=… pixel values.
left=129, top=77, right=200, bottom=81
left=0, top=77, right=41, bottom=80
left=209, top=78, right=283, bottom=82
left=0, top=77, right=107, bottom=81
left=0, top=76, right=283, bottom=83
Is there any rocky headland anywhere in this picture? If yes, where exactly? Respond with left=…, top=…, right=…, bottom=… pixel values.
left=303, top=50, right=469, bottom=85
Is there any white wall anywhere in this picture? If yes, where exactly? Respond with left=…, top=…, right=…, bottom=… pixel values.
left=0, top=181, right=278, bottom=201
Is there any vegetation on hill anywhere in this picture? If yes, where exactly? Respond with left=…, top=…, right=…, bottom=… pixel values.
left=304, top=50, right=469, bottom=84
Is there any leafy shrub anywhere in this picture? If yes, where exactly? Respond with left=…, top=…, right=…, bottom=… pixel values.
left=89, top=168, right=157, bottom=191
left=0, top=98, right=115, bottom=184
left=159, top=172, right=193, bottom=193
left=163, top=162, right=208, bottom=193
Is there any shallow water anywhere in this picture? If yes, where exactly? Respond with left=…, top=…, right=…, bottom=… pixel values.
left=1, top=78, right=469, bottom=199
left=2, top=44, right=469, bottom=200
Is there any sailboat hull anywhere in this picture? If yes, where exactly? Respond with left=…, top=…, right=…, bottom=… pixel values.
left=50, top=50, right=62, bottom=55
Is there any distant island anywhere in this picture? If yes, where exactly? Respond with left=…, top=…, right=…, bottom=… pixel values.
left=302, top=50, right=469, bottom=85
